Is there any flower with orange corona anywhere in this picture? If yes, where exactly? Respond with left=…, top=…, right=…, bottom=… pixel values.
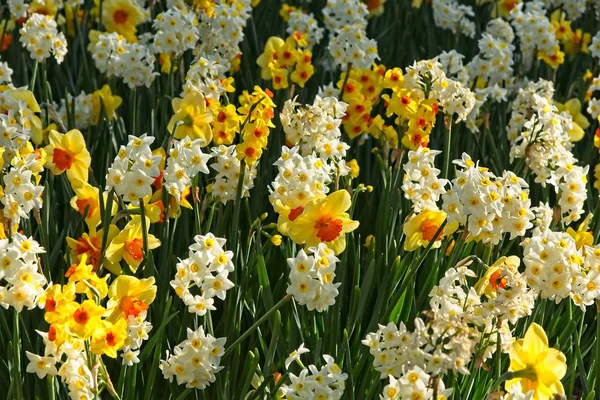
left=287, top=190, right=359, bottom=254
left=402, top=209, right=458, bottom=251
left=105, top=216, right=161, bottom=274
left=44, top=129, right=91, bottom=184
left=106, top=275, right=157, bottom=322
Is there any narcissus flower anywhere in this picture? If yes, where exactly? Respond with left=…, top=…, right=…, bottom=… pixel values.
left=67, top=299, right=106, bottom=339
left=92, top=84, right=122, bottom=123
left=101, top=0, right=145, bottom=43
left=106, top=275, right=157, bottom=322
left=91, top=319, right=128, bottom=358
left=506, top=323, right=567, bottom=400
left=403, top=209, right=458, bottom=251
left=66, top=225, right=120, bottom=272
left=474, top=256, right=520, bottom=298
left=287, top=190, right=359, bottom=254
left=70, top=179, right=117, bottom=229
left=105, top=216, right=161, bottom=274
left=167, top=90, right=213, bottom=144
left=44, top=129, right=91, bottom=184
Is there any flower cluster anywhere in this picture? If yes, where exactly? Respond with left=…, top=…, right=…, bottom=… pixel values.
left=286, top=244, right=341, bottom=312
left=160, top=326, right=226, bottom=389
left=195, top=0, right=251, bottom=71
left=0, top=235, right=47, bottom=312
left=510, top=1, right=564, bottom=70
left=1, top=147, right=45, bottom=225
left=328, top=24, right=379, bottom=70
left=183, top=57, right=235, bottom=101
left=152, top=6, right=199, bottom=55
left=209, top=145, right=257, bottom=204
left=280, top=96, right=349, bottom=158
left=442, top=153, right=534, bottom=245
left=26, top=262, right=156, bottom=399
left=171, top=233, right=234, bottom=316
left=19, top=13, right=68, bottom=64
left=431, top=0, right=476, bottom=39
left=286, top=9, right=324, bottom=49
left=235, top=86, right=277, bottom=166
left=364, top=258, right=533, bottom=381
left=0, top=85, right=43, bottom=150
left=382, top=58, right=475, bottom=148
left=256, top=34, right=315, bottom=90
left=164, top=137, right=212, bottom=202
left=402, top=147, right=448, bottom=213
left=91, top=32, right=157, bottom=88
left=106, top=134, right=161, bottom=206
left=521, top=228, right=600, bottom=309
left=381, top=367, right=452, bottom=400
left=281, top=345, right=348, bottom=399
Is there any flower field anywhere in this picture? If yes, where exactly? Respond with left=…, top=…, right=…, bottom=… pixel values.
left=2, top=0, right=600, bottom=398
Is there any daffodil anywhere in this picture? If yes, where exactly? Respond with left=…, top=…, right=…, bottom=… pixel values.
left=66, top=226, right=119, bottom=272
left=44, top=129, right=91, bottom=184
left=256, top=36, right=284, bottom=80
left=403, top=209, right=458, bottom=251
left=287, top=190, right=359, bottom=254
left=506, top=323, right=567, bottom=400
left=91, top=319, right=128, bottom=358
left=167, top=90, right=213, bottom=143
left=474, top=256, right=520, bottom=298
left=67, top=299, right=106, bottom=339
left=555, top=98, right=589, bottom=142
left=101, top=0, right=145, bottom=43
left=92, top=84, right=122, bottom=123
left=106, top=275, right=157, bottom=322
left=105, top=216, right=161, bottom=274
left=70, top=179, right=118, bottom=229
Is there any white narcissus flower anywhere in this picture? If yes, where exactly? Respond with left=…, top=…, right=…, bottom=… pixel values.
left=25, top=352, right=57, bottom=379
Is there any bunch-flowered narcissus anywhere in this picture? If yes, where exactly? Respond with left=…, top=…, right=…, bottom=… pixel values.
left=506, top=323, right=567, bottom=400
left=287, top=189, right=359, bottom=254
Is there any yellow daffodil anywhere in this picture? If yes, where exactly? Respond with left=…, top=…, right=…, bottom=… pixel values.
left=66, top=225, right=120, bottom=272
left=348, top=159, right=360, bottom=178
left=70, top=179, right=118, bottom=229
left=92, top=84, right=122, bottom=123
left=287, top=190, right=359, bottom=254
left=41, top=283, right=76, bottom=324
left=403, top=209, right=458, bottom=251
left=91, top=319, right=128, bottom=358
left=474, top=256, right=520, bottom=298
left=167, top=90, right=213, bottom=144
left=105, top=216, right=161, bottom=274
left=67, top=299, right=106, bottom=340
left=106, top=275, right=157, bottom=322
left=101, top=0, right=145, bottom=43
left=256, top=37, right=284, bottom=80
left=506, top=323, right=567, bottom=400
left=555, top=98, right=589, bottom=142
left=44, top=129, right=91, bottom=184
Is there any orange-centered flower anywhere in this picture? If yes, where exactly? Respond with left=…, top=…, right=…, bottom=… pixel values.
left=287, top=190, right=359, bottom=254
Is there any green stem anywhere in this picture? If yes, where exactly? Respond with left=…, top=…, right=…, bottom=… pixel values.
left=29, top=61, right=38, bottom=93
left=230, top=159, right=246, bottom=256
left=442, top=116, right=453, bottom=179
left=223, top=294, right=292, bottom=357
left=12, top=309, right=23, bottom=400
